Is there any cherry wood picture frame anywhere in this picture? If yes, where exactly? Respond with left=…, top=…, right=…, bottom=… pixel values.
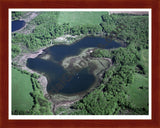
left=0, top=0, right=160, bottom=128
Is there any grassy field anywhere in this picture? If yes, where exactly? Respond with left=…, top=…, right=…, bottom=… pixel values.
left=12, top=68, right=34, bottom=112
left=126, top=73, right=148, bottom=110
left=141, top=49, right=149, bottom=76
left=58, top=12, right=107, bottom=26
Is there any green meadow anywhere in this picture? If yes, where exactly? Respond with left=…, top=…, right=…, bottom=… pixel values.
left=12, top=68, right=34, bottom=112
left=141, top=49, right=149, bottom=76
left=58, top=11, right=107, bottom=26
left=126, top=73, right=148, bottom=110
left=126, top=49, right=149, bottom=111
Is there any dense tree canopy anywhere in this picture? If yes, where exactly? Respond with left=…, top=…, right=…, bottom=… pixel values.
left=12, top=11, right=26, bottom=20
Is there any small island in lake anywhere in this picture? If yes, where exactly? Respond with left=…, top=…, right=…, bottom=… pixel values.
left=11, top=10, right=149, bottom=115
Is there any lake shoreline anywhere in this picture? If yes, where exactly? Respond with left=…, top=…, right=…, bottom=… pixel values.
left=50, top=47, right=113, bottom=114
left=12, top=12, right=39, bottom=34
left=12, top=34, right=121, bottom=115
left=13, top=47, right=49, bottom=93
left=12, top=34, right=87, bottom=114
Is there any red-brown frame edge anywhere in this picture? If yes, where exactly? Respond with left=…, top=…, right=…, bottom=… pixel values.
left=0, top=0, right=160, bottom=128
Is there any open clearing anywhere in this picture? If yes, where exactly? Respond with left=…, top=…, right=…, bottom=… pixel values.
left=141, top=49, right=149, bottom=75
left=12, top=68, right=34, bottom=112
left=126, top=73, right=148, bottom=110
left=58, top=12, right=107, bottom=26
left=125, top=49, right=149, bottom=111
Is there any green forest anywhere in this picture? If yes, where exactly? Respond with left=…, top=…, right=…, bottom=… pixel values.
left=12, top=11, right=149, bottom=115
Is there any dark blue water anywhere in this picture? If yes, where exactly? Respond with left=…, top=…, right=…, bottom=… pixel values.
left=46, top=37, right=121, bottom=62
left=12, top=20, right=25, bottom=32
left=27, top=36, right=122, bottom=95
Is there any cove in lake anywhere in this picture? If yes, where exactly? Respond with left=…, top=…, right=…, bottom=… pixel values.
left=27, top=36, right=123, bottom=95
left=12, top=20, right=25, bottom=32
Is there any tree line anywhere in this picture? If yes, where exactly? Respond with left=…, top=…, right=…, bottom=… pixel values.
left=12, top=11, right=26, bottom=20
left=12, top=12, right=148, bottom=59
left=12, top=12, right=103, bottom=57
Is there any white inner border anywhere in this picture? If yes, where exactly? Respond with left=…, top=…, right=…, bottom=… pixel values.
left=9, top=8, right=152, bottom=120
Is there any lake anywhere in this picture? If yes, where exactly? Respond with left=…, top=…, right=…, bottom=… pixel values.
left=12, top=20, right=25, bottom=32
left=27, top=36, right=123, bottom=95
